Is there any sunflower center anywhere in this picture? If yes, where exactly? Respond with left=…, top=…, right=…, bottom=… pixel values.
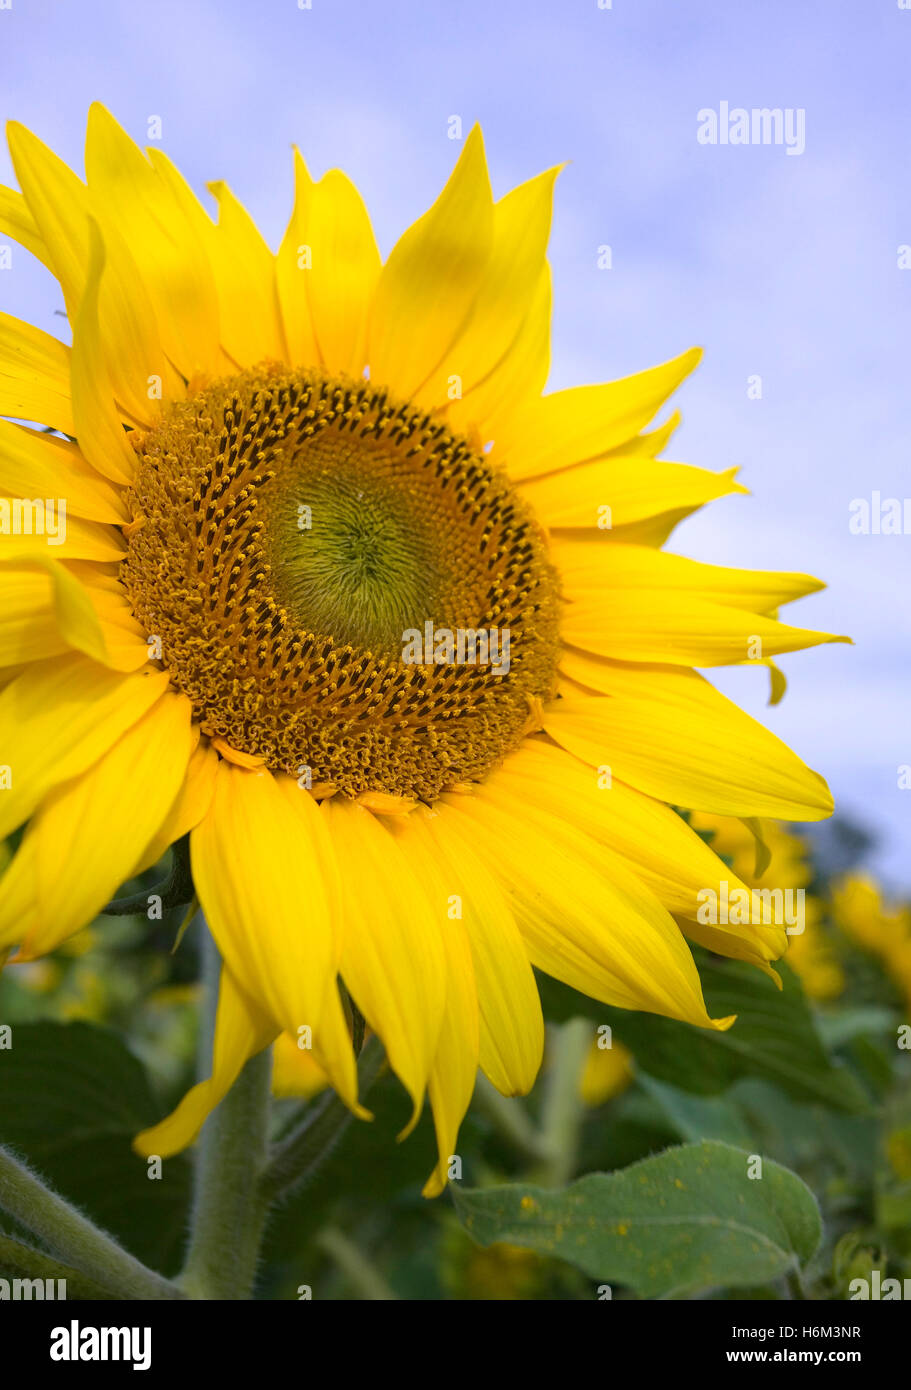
left=122, top=367, right=561, bottom=800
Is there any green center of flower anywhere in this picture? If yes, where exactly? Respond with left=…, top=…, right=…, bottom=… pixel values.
left=257, top=439, right=445, bottom=659
left=121, top=366, right=562, bottom=801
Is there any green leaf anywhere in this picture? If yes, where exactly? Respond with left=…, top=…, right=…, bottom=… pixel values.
left=636, top=1074, right=755, bottom=1147
left=815, top=1006, right=897, bottom=1050
left=0, top=1021, right=191, bottom=1276
left=452, top=1140, right=822, bottom=1297
left=537, top=955, right=869, bottom=1113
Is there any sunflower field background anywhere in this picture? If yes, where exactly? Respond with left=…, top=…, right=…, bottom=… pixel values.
left=0, top=0, right=908, bottom=1331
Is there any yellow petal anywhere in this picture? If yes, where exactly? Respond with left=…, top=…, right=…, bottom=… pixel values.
left=442, top=787, right=730, bottom=1029
left=0, top=420, right=128, bottom=524
left=596, top=509, right=696, bottom=548
left=544, top=671, right=835, bottom=820
left=133, top=737, right=218, bottom=875
left=448, top=264, right=552, bottom=444
left=69, top=220, right=139, bottom=485
left=368, top=126, right=494, bottom=400
left=415, top=165, right=558, bottom=410
left=190, top=763, right=359, bottom=1108
left=494, top=738, right=773, bottom=930
left=415, top=804, right=543, bottom=1095
left=560, top=589, right=846, bottom=667
left=0, top=555, right=110, bottom=666
left=7, top=122, right=173, bottom=422
left=0, top=562, right=76, bottom=664
left=497, top=739, right=784, bottom=972
left=321, top=798, right=448, bottom=1127
left=603, top=410, right=681, bottom=460
left=554, top=542, right=849, bottom=665
left=492, top=347, right=702, bottom=480
left=85, top=105, right=221, bottom=379
left=275, top=150, right=320, bottom=369
left=735, top=656, right=788, bottom=706
left=385, top=806, right=479, bottom=1196
left=205, top=181, right=286, bottom=367
left=0, top=655, right=171, bottom=838
left=553, top=540, right=828, bottom=612
left=82, top=209, right=177, bottom=427
left=301, top=168, right=381, bottom=374
left=81, top=583, right=155, bottom=671
left=579, top=1039, right=634, bottom=1106
left=6, top=121, right=91, bottom=319
left=10, top=694, right=195, bottom=957
left=767, top=658, right=788, bottom=705
left=0, top=183, right=46, bottom=264
left=0, top=311, right=74, bottom=435
left=521, top=460, right=747, bottom=529
left=271, top=1032, right=330, bottom=1099
left=0, top=500, right=125, bottom=561
left=563, top=418, right=693, bottom=548
left=422, top=921, right=479, bottom=1197
left=134, top=967, right=278, bottom=1158
left=680, top=917, right=785, bottom=980
left=3, top=588, right=66, bottom=677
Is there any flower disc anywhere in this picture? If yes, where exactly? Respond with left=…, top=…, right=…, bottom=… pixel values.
left=122, top=367, right=562, bottom=800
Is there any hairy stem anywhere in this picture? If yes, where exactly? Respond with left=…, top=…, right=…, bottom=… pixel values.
left=538, top=1018, right=591, bottom=1188
left=0, top=1232, right=120, bottom=1299
left=180, top=926, right=273, bottom=1300
left=0, top=1147, right=181, bottom=1299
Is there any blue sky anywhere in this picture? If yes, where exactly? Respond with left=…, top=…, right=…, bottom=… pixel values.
left=1, top=0, right=908, bottom=887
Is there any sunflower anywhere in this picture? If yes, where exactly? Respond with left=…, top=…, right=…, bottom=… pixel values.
left=0, top=106, right=848, bottom=1195
left=578, top=1037, right=634, bottom=1107
left=688, top=813, right=846, bottom=1001
left=830, top=875, right=911, bottom=1012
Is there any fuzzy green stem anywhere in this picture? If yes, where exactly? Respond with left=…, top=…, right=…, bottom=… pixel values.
left=538, top=1018, right=591, bottom=1188
left=0, top=1232, right=119, bottom=1299
left=473, top=1075, right=551, bottom=1161
left=0, top=1148, right=181, bottom=1299
left=180, top=926, right=273, bottom=1300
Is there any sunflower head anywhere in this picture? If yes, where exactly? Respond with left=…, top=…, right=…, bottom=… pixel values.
left=0, top=105, right=849, bottom=1197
